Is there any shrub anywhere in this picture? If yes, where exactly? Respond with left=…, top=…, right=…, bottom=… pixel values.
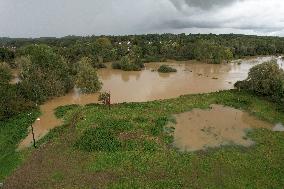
left=157, top=65, right=177, bottom=73
left=98, top=92, right=111, bottom=105
left=235, top=60, right=284, bottom=101
left=112, top=56, right=144, bottom=71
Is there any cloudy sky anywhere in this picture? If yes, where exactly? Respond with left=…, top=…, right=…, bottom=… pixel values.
left=0, top=0, right=284, bottom=37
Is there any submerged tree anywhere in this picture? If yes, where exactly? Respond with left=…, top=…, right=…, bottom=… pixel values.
left=75, top=57, right=102, bottom=93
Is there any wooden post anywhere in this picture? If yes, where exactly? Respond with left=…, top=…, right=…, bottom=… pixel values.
left=31, top=125, right=36, bottom=148
left=108, top=92, right=111, bottom=110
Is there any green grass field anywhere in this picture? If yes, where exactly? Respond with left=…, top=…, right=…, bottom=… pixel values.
left=2, top=90, right=284, bottom=188
left=0, top=110, right=40, bottom=182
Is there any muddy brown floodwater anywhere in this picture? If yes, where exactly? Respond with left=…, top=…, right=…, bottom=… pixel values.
left=171, top=105, right=273, bottom=152
left=18, top=57, right=283, bottom=149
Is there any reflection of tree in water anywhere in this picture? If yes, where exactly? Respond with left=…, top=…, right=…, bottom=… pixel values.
left=98, top=68, right=142, bottom=82
left=158, top=72, right=171, bottom=78
left=187, top=63, right=233, bottom=75
left=121, top=71, right=141, bottom=82
left=98, top=69, right=113, bottom=80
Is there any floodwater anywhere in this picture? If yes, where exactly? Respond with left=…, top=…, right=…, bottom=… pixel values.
left=171, top=105, right=273, bottom=151
left=18, top=56, right=284, bottom=149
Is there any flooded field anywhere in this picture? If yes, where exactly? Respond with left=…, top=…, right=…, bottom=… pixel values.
left=18, top=57, right=284, bottom=149
left=171, top=105, right=273, bottom=151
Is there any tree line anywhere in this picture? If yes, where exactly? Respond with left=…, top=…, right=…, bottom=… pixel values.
left=1, top=33, right=284, bottom=66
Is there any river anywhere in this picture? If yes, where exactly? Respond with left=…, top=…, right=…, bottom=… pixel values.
left=18, top=56, right=284, bottom=149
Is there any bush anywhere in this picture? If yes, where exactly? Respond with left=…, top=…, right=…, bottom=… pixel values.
left=112, top=56, right=144, bottom=71
left=157, top=65, right=177, bottom=73
left=235, top=60, right=284, bottom=101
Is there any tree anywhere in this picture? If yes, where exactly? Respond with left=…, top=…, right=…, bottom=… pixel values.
left=18, top=45, right=73, bottom=103
left=0, top=83, right=35, bottom=120
left=92, top=37, right=114, bottom=63
left=112, top=55, right=144, bottom=71
left=75, top=57, right=102, bottom=93
left=235, top=60, right=284, bottom=101
left=0, top=62, right=34, bottom=120
left=224, top=48, right=234, bottom=63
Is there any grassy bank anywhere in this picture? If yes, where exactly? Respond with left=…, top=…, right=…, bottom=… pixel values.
left=0, top=110, right=40, bottom=182
left=3, top=90, right=284, bottom=188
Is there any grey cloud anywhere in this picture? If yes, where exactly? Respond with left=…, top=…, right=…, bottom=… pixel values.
left=0, top=0, right=283, bottom=37
left=169, top=0, right=242, bottom=10
left=160, top=18, right=283, bottom=33
left=160, top=19, right=222, bottom=29
left=159, top=19, right=283, bottom=33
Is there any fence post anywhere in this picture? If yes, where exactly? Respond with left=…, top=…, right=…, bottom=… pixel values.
left=31, top=124, right=36, bottom=148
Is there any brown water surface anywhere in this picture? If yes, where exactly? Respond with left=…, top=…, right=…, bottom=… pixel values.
left=171, top=105, right=273, bottom=152
left=18, top=57, right=283, bottom=149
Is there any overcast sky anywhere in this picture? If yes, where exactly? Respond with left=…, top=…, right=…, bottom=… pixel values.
left=0, top=0, right=284, bottom=38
